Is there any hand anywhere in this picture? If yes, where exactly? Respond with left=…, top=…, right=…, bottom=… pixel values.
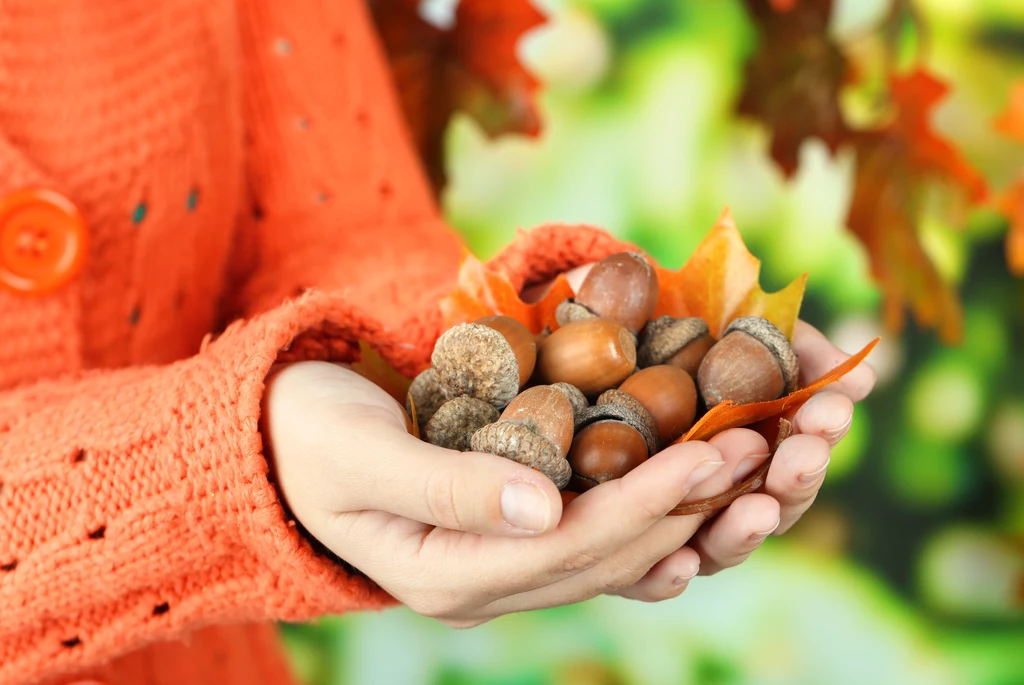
left=261, top=361, right=770, bottom=627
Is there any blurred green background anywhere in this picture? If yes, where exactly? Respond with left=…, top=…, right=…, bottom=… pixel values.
left=282, top=0, right=1024, bottom=683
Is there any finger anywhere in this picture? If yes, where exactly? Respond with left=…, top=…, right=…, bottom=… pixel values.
left=793, top=391, right=855, bottom=446
left=792, top=320, right=876, bottom=402
left=608, top=547, right=701, bottom=602
left=763, top=433, right=831, bottom=534
left=691, top=493, right=780, bottom=575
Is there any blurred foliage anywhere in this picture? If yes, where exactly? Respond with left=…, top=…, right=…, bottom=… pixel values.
left=282, top=0, right=1024, bottom=683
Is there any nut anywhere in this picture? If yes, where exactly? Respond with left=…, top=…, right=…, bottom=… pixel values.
left=406, top=367, right=447, bottom=426
left=567, top=420, right=649, bottom=492
left=535, top=318, right=637, bottom=397
left=470, top=386, right=575, bottom=488
left=424, top=396, right=500, bottom=451
left=570, top=252, right=660, bottom=334
left=697, top=316, right=799, bottom=408
left=554, top=299, right=596, bottom=327
left=475, top=315, right=537, bottom=387
left=575, top=402, right=659, bottom=456
left=432, top=322, right=533, bottom=409
left=551, top=382, right=589, bottom=420
left=616, top=365, right=698, bottom=444
left=638, top=316, right=715, bottom=376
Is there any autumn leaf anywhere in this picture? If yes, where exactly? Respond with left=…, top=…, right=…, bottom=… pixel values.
left=350, top=340, right=413, bottom=404
left=439, top=251, right=575, bottom=333
left=994, top=83, right=1024, bottom=275
left=654, top=208, right=807, bottom=340
left=846, top=69, right=987, bottom=344
left=737, top=0, right=850, bottom=177
left=371, top=0, right=546, bottom=192
left=994, top=83, right=1024, bottom=142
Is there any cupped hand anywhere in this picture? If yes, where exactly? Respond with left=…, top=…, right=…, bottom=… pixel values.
left=261, top=361, right=768, bottom=627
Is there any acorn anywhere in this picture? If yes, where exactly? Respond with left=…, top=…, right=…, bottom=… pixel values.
left=614, top=365, right=698, bottom=444
left=431, top=316, right=537, bottom=409
left=555, top=252, right=659, bottom=334
left=424, top=396, right=500, bottom=451
left=567, top=420, right=650, bottom=492
left=471, top=386, right=575, bottom=488
left=637, top=316, right=715, bottom=376
left=550, top=382, right=589, bottom=420
left=406, top=367, right=447, bottom=427
left=535, top=318, right=637, bottom=397
left=697, top=317, right=799, bottom=408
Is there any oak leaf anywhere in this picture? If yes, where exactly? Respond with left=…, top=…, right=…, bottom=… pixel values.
left=371, top=0, right=545, bottom=192
left=737, top=0, right=849, bottom=177
left=846, top=69, right=987, bottom=344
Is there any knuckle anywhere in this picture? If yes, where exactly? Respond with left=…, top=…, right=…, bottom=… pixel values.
left=406, top=592, right=464, bottom=620
left=558, top=548, right=603, bottom=576
left=424, top=469, right=464, bottom=530
left=596, top=559, right=645, bottom=594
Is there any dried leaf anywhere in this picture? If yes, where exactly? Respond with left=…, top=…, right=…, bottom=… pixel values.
left=846, top=69, right=987, bottom=344
left=407, top=393, right=421, bottom=439
left=372, top=0, right=545, bottom=192
left=350, top=341, right=413, bottom=404
left=737, top=0, right=850, bottom=177
left=439, top=251, right=575, bottom=334
left=675, top=337, right=879, bottom=444
left=654, top=208, right=807, bottom=340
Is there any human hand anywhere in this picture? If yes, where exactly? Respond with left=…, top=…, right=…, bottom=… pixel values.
left=261, top=361, right=771, bottom=627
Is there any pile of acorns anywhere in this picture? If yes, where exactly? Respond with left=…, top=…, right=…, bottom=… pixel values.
left=407, top=252, right=799, bottom=491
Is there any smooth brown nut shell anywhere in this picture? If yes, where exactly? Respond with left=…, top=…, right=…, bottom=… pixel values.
left=424, top=396, right=500, bottom=451
left=617, top=365, right=698, bottom=444
left=567, top=420, right=649, bottom=492
left=575, top=252, right=659, bottom=334
left=471, top=422, right=572, bottom=489
left=725, top=317, right=799, bottom=393
left=536, top=318, right=637, bottom=397
left=575, top=402, right=659, bottom=456
left=499, top=386, right=575, bottom=459
left=638, top=316, right=712, bottom=375
left=432, top=323, right=520, bottom=409
left=697, top=317, right=799, bottom=407
left=406, top=367, right=447, bottom=427
left=475, top=315, right=537, bottom=387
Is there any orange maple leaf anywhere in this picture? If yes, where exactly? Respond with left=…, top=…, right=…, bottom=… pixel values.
left=737, top=0, right=850, bottom=177
left=994, top=83, right=1024, bottom=275
left=655, top=208, right=808, bottom=340
left=372, top=0, right=545, bottom=192
left=995, top=83, right=1024, bottom=143
left=846, top=69, right=987, bottom=344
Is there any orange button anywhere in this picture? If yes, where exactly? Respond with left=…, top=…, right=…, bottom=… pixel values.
left=0, top=188, right=88, bottom=295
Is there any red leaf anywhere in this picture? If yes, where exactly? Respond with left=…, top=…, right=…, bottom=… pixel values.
left=372, top=0, right=545, bottom=192
left=737, top=0, right=850, bottom=177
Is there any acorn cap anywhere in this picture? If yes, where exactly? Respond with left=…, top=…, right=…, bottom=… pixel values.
left=638, top=316, right=710, bottom=368
left=554, top=299, right=597, bottom=327
left=406, top=367, right=447, bottom=426
left=574, top=401, right=659, bottom=456
left=424, top=396, right=500, bottom=451
left=551, top=382, right=589, bottom=420
left=471, top=422, right=572, bottom=489
left=595, top=389, right=661, bottom=454
left=431, top=323, right=520, bottom=409
left=724, top=317, right=799, bottom=394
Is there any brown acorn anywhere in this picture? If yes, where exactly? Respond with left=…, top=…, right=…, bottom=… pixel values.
left=406, top=367, right=447, bottom=427
left=535, top=318, right=637, bottom=397
left=424, top=396, right=500, bottom=451
left=431, top=318, right=537, bottom=409
left=616, top=365, right=698, bottom=444
left=697, top=317, right=799, bottom=408
left=638, top=316, right=715, bottom=376
left=567, top=421, right=649, bottom=492
left=555, top=252, right=659, bottom=334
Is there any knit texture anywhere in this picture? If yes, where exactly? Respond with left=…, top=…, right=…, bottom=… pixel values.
left=0, top=1, right=634, bottom=684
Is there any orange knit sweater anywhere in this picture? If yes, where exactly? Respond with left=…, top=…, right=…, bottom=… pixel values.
left=0, top=2, right=632, bottom=684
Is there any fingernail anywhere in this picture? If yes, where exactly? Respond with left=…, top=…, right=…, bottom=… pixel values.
left=732, top=454, right=769, bottom=484
left=798, top=459, right=831, bottom=485
left=673, top=561, right=700, bottom=585
left=501, top=482, right=551, bottom=533
left=685, top=460, right=726, bottom=489
left=748, top=519, right=781, bottom=545
left=822, top=414, right=853, bottom=444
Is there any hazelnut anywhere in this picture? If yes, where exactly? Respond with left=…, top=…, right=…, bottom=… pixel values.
left=431, top=321, right=535, bottom=409
left=560, top=252, right=659, bottom=334
left=615, top=365, right=698, bottom=444
left=471, top=386, right=575, bottom=488
left=406, top=367, right=447, bottom=426
left=424, top=396, right=500, bottom=451
left=638, top=316, right=715, bottom=376
left=474, top=315, right=537, bottom=386
left=697, top=316, right=799, bottom=408
left=535, top=318, right=637, bottom=397
left=567, top=420, right=649, bottom=492
left=574, top=402, right=659, bottom=456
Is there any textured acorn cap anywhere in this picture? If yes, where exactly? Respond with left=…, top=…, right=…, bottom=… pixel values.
left=555, top=299, right=597, bottom=327
left=432, top=323, right=520, bottom=409
left=406, top=367, right=447, bottom=426
left=424, top=396, right=500, bottom=451
left=596, top=388, right=661, bottom=453
left=638, top=316, right=710, bottom=368
left=574, top=402, right=659, bottom=456
left=551, top=382, right=589, bottom=420
left=724, top=317, right=799, bottom=394
left=471, top=422, right=572, bottom=489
